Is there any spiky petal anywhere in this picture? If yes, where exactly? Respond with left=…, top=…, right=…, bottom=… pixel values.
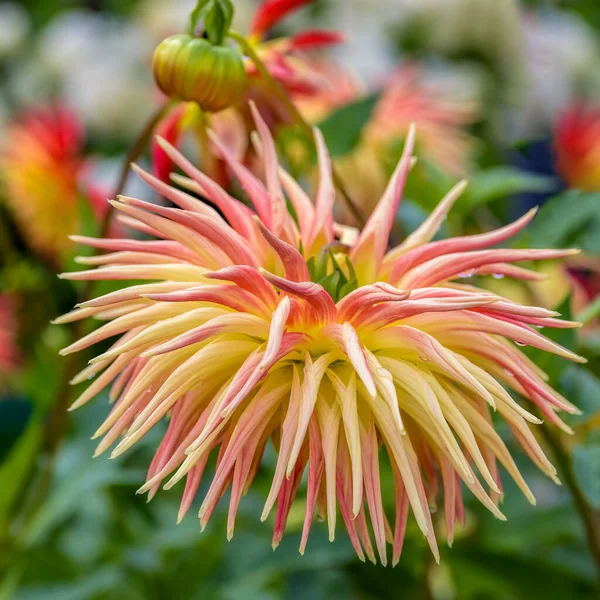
left=58, top=107, right=583, bottom=566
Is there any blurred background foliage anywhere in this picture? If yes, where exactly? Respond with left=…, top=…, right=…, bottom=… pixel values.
left=1, top=0, right=600, bottom=598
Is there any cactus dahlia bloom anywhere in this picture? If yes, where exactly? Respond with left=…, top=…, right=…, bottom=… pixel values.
left=0, top=106, right=108, bottom=264
left=58, top=106, right=584, bottom=566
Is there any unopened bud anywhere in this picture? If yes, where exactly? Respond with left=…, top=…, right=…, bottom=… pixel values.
left=152, top=34, right=246, bottom=113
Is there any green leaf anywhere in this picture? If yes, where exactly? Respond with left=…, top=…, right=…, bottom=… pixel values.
left=189, top=0, right=211, bottom=35
left=573, top=444, right=600, bottom=509
left=560, top=365, right=600, bottom=424
left=23, top=444, right=144, bottom=547
left=449, top=548, right=596, bottom=600
left=344, top=256, right=356, bottom=282
left=319, top=271, right=341, bottom=300
left=204, top=0, right=234, bottom=45
left=338, top=277, right=358, bottom=300
left=190, top=0, right=234, bottom=44
left=461, top=167, right=556, bottom=211
left=318, top=94, right=379, bottom=157
left=13, top=566, right=123, bottom=600
left=0, top=418, right=42, bottom=523
left=327, top=249, right=348, bottom=285
left=526, top=191, right=600, bottom=252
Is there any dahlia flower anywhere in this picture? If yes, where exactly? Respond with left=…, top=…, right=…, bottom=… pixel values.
left=0, top=106, right=108, bottom=264
left=555, top=104, right=600, bottom=191
left=58, top=106, right=584, bottom=566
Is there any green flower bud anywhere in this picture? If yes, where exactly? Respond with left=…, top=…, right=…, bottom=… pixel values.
left=152, top=34, right=246, bottom=113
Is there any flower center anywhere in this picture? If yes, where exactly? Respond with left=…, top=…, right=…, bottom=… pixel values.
left=305, top=243, right=358, bottom=303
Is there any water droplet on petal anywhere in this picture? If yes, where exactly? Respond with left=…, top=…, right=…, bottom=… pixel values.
left=458, top=270, right=475, bottom=278
left=515, top=341, right=527, bottom=347
left=535, top=325, right=544, bottom=329
left=504, top=368, right=514, bottom=377
left=492, top=273, right=505, bottom=279
left=88, top=374, right=96, bottom=380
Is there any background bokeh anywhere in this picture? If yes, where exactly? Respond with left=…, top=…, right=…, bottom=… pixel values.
left=1, top=1, right=600, bottom=598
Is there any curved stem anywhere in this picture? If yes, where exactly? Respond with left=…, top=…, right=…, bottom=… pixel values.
left=540, top=421, right=600, bottom=583
left=228, top=30, right=366, bottom=226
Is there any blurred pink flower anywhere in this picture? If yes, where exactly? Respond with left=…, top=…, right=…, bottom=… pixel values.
left=365, top=66, right=477, bottom=176
left=58, top=108, right=582, bottom=565
left=332, top=65, right=479, bottom=223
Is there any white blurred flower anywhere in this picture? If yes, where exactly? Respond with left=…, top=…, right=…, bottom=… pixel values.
left=36, top=10, right=156, bottom=137
left=136, top=0, right=196, bottom=41
left=505, top=9, right=600, bottom=140
left=310, top=0, right=399, bottom=81
left=396, top=0, right=526, bottom=89
left=0, top=3, right=28, bottom=58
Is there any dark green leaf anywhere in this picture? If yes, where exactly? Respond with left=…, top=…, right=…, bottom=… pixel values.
left=204, top=0, right=234, bottom=45
left=319, top=271, right=341, bottom=300
left=462, top=167, right=556, bottom=211
left=573, top=444, right=600, bottom=509
left=560, top=365, right=600, bottom=422
left=0, top=399, right=33, bottom=461
left=0, top=418, right=42, bottom=523
left=189, top=0, right=212, bottom=35
left=318, top=94, right=379, bottom=157
left=526, top=191, right=600, bottom=252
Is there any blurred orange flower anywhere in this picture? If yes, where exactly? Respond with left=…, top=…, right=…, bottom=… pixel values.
left=0, top=106, right=108, bottom=265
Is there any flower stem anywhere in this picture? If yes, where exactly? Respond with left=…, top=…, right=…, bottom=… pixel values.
left=228, top=30, right=366, bottom=226
left=539, top=421, right=600, bottom=583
